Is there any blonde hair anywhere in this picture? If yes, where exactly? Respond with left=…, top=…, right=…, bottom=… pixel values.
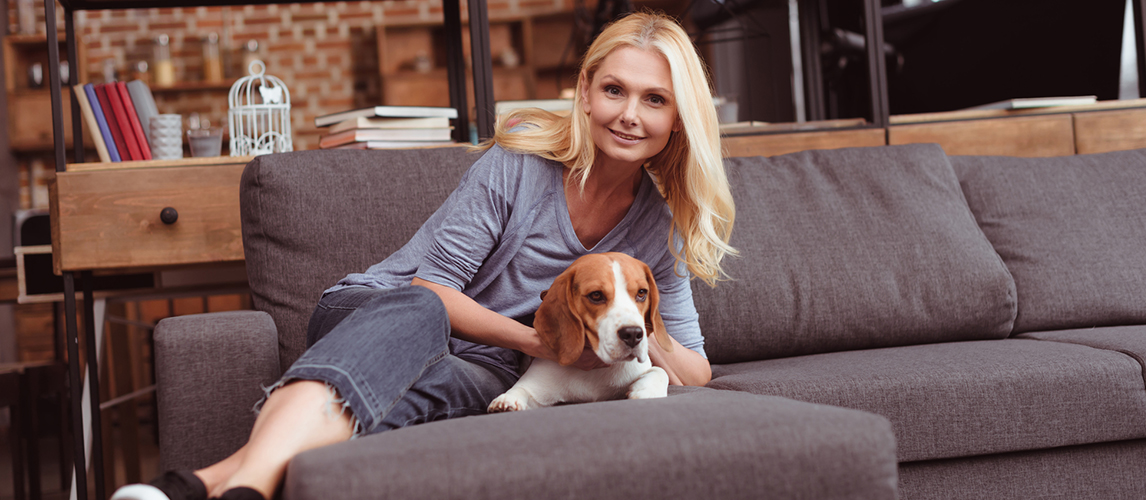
left=483, top=11, right=736, bottom=286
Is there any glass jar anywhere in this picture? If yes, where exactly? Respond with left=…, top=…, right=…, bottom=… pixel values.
left=203, top=32, right=224, bottom=83
left=153, top=34, right=175, bottom=87
left=241, top=39, right=260, bottom=75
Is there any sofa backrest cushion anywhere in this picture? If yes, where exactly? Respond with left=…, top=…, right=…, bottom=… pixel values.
left=951, top=149, right=1146, bottom=334
left=241, top=147, right=481, bottom=372
left=695, top=144, right=1017, bottom=365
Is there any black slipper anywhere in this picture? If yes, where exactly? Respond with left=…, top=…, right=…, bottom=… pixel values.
left=212, top=486, right=266, bottom=500
left=110, top=470, right=208, bottom=500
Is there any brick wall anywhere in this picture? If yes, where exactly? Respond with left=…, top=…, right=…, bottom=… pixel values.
left=8, top=0, right=575, bottom=209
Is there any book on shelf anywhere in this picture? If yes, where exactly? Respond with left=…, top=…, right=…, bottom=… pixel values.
left=329, top=140, right=458, bottom=150
left=72, top=84, right=111, bottom=162
left=94, top=84, right=131, bottom=161
left=318, top=127, right=454, bottom=149
left=84, top=84, right=121, bottom=162
left=315, top=106, right=458, bottom=127
left=116, top=81, right=152, bottom=160
left=965, top=96, right=1098, bottom=111
left=102, top=83, right=144, bottom=161
left=126, top=80, right=159, bottom=144
left=327, top=116, right=452, bottom=134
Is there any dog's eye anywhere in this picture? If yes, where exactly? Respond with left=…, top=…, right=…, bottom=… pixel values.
left=587, top=291, right=606, bottom=304
left=636, top=289, right=648, bottom=302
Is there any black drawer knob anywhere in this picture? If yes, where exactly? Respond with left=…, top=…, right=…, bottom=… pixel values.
left=160, top=207, right=179, bottom=225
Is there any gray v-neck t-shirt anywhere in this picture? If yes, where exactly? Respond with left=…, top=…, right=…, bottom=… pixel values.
left=327, top=144, right=705, bottom=372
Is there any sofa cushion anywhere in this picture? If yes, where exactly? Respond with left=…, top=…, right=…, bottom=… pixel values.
left=1016, top=325, right=1146, bottom=385
left=241, top=148, right=481, bottom=371
left=707, top=338, right=1146, bottom=462
left=285, top=388, right=898, bottom=500
left=695, top=144, right=1017, bottom=364
left=951, top=150, right=1146, bottom=334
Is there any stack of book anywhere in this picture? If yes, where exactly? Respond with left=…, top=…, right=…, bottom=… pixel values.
left=314, top=106, right=458, bottom=149
left=73, top=80, right=160, bottom=162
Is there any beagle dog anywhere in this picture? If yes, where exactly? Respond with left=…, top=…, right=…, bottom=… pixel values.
left=488, top=252, right=672, bottom=412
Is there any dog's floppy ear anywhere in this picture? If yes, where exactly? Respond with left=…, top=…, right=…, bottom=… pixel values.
left=535, top=267, right=586, bottom=366
left=642, top=262, right=673, bottom=352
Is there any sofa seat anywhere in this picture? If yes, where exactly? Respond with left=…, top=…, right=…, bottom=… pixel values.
left=1016, top=325, right=1146, bottom=383
left=707, top=337, right=1146, bottom=462
left=282, top=388, right=899, bottom=500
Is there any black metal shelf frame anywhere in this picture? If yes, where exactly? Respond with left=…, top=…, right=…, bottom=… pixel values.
left=42, top=2, right=498, bottom=499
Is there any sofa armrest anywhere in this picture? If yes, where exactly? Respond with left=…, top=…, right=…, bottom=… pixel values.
left=155, top=310, right=281, bottom=471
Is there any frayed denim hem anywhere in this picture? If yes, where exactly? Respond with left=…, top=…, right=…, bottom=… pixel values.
left=253, top=378, right=365, bottom=439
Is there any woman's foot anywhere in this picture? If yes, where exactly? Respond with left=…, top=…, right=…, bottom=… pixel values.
left=110, top=470, right=208, bottom=500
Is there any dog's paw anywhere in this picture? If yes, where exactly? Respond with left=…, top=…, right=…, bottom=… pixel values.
left=627, top=367, right=669, bottom=400
left=627, top=385, right=668, bottom=400
left=487, top=394, right=524, bottom=413
left=487, top=390, right=537, bottom=413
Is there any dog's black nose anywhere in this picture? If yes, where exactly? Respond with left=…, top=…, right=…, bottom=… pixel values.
left=618, top=326, right=644, bottom=348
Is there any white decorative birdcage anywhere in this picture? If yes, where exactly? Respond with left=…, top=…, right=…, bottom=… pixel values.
left=228, top=60, right=292, bottom=156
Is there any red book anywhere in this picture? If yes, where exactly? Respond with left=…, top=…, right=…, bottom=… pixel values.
left=103, top=83, right=143, bottom=161
left=115, top=81, right=152, bottom=160
left=95, top=84, right=130, bottom=160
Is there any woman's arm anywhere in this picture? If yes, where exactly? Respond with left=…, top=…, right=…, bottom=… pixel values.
left=648, top=333, right=712, bottom=387
left=412, top=277, right=608, bottom=370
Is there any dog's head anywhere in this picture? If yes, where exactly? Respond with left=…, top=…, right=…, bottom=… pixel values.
left=534, top=252, right=672, bottom=366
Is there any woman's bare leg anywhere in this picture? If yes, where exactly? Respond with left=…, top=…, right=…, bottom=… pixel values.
left=200, top=380, right=355, bottom=498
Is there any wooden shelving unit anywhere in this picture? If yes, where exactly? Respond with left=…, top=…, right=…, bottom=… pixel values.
left=148, top=80, right=238, bottom=93
left=3, top=34, right=88, bottom=151
left=377, top=13, right=580, bottom=108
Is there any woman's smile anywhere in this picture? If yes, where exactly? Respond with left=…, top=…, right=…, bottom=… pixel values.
left=610, top=128, right=645, bottom=143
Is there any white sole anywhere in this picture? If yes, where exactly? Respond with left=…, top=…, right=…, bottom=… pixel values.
left=110, top=484, right=172, bottom=500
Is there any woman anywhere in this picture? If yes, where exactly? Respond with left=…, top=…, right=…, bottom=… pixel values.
left=114, top=10, right=735, bottom=500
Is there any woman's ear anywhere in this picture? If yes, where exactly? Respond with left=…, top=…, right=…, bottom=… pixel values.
left=535, top=269, right=587, bottom=366
left=642, top=262, right=673, bottom=352
left=672, top=115, right=683, bottom=133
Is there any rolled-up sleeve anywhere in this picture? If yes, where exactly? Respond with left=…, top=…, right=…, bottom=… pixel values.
left=650, top=245, right=706, bottom=359
left=415, top=147, right=519, bottom=291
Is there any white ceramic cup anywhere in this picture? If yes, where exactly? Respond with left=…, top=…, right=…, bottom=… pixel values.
left=149, top=114, right=183, bottom=160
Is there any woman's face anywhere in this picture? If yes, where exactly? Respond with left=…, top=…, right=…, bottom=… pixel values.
left=581, top=46, right=682, bottom=172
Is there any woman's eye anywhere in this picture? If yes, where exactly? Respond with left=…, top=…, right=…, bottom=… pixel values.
left=648, top=95, right=665, bottom=105
left=588, top=291, right=606, bottom=303
left=636, top=289, right=648, bottom=302
left=605, top=86, right=622, bottom=96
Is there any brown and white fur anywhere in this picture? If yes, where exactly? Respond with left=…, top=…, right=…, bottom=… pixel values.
left=488, top=253, right=672, bottom=412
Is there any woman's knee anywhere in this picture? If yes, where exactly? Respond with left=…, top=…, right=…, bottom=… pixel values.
left=362, top=285, right=448, bottom=327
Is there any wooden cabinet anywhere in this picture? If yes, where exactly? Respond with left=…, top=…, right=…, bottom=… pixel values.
left=49, top=157, right=252, bottom=273
left=377, top=14, right=579, bottom=108
left=4, top=34, right=88, bottom=151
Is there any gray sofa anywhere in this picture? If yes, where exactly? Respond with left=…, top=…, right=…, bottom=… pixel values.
left=153, top=143, right=1146, bottom=499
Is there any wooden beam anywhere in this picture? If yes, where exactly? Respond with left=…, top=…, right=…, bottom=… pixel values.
left=1073, top=108, right=1146, bottom=154
left=889, top=114, right=1075, bottom=157
left=722, top=128, right=887, bottom=158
